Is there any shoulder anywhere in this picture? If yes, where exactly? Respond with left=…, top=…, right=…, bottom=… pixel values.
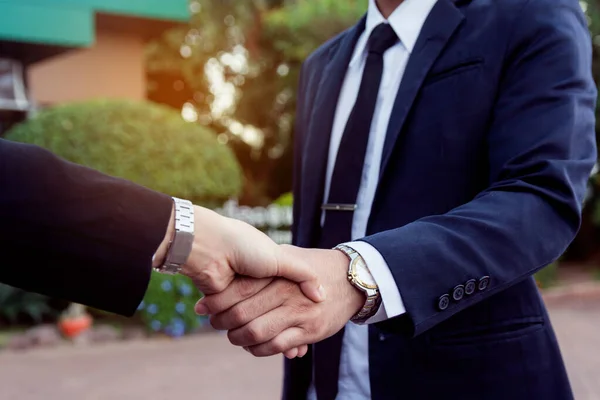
left=497, top=0, right=587, bottom=33
left=467, top=0, right=586, bottom=34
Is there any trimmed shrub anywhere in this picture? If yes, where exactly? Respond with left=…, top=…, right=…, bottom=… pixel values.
left=6, top=99, right=242, bottom=334
left=5, top=99, right=242, bottom=206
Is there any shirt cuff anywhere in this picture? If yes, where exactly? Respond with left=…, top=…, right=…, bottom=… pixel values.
left=344, top=241, right=406, bottom=324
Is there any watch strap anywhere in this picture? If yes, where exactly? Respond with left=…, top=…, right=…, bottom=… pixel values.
left=335, top=245, right=382, bottom=324
left=154, top=197, right=195, bottom=275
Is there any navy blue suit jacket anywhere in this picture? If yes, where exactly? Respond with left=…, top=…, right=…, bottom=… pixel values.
left=286, top=0, right=597, bottom=398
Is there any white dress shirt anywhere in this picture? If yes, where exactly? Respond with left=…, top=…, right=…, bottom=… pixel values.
left=308, top=0, right=438, bottom=398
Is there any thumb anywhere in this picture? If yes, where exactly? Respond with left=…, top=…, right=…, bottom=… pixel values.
left=276, top=245, right=326, bottom=303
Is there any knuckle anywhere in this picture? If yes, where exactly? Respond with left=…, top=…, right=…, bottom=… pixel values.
left=236, top=278, right=257, bottom=299
left=244, top=324, right=263, bottom=344
left=230, top=305, right=249, bottom=326
left=265, top=319, right=281, bottom=339
left=209, top=315, right=223, bottom=330
left=304, top=309, right=323, bottom=335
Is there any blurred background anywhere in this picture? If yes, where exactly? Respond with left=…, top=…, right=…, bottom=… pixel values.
left=0, top=0, right=599, bottom=398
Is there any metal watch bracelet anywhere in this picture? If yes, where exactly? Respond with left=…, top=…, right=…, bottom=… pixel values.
left=154, top=197, right=195, bottom=275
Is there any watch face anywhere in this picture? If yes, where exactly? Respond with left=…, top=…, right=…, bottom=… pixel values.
left=352, top=258, right=378, bottom=289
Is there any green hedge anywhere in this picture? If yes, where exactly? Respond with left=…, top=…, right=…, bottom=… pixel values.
left=6, top=99, right=242, bottom=334
left=5, top=99, right=242, bottom=206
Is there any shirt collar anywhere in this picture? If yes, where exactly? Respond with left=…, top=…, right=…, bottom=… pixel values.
left=349, top=0, right=438, bottom=67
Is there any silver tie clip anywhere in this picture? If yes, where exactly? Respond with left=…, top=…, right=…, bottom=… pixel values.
left=321, top=203, right=357, bottom=212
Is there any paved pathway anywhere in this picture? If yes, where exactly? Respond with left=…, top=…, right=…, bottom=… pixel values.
left=0, top=301, right=597, bottom=400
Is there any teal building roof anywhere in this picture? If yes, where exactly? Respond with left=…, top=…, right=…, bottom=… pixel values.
left=0, top=0, right=190, bottom=47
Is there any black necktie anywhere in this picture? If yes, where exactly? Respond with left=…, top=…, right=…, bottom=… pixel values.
left=314, top=23, right=398, bottom=400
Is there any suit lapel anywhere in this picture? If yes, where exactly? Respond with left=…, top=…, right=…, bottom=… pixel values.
left=379, top=0, right=465, bottom=179
left=299, top=18, right=366, bottom=246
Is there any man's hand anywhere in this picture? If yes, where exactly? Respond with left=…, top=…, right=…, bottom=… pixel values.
left=198, top=245, right=365, bottom=357
left=153, top=206, right=325, bottom=302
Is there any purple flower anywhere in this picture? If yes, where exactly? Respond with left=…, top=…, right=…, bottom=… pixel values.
left=175, top=302, right=186, bottom=314
left=166, top=318, right=186, bottom=338
left=161, top=280, right=173, bottom=292
left=137, top=301, right=145, bottom=311
left=178, top=283, right=193, bottom=296
left=147, top=304, right=158, bottom=315
left=150, top=320, right=161, bottom=331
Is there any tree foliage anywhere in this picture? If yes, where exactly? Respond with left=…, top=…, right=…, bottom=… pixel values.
left=146, top=0, right=367, bottom=204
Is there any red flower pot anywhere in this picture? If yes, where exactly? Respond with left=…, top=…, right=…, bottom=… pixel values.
left=58, top=315, right=92, bottom=338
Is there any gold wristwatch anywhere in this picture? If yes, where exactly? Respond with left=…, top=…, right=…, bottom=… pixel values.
left=335, top=245, right=382, bottom=324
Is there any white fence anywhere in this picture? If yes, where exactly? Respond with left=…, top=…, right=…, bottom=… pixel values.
left=215, top=199, right=293, bottom=244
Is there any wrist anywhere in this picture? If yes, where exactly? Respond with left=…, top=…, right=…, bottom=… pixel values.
left=334, top=245, right=381, bottom=323
left=152, top=204, right=175, bottom=268
left=331, top=250, right=365, bottom=316
left=179, top=206, right=236, bottom=277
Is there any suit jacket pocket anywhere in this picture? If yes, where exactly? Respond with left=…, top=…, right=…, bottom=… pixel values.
left=428, top=317, right=544, bottom=347
left=424, top=58, right=484, bottom=86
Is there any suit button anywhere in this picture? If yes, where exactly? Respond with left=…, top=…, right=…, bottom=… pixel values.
left=379, top=333, right=386, bottom=342
left=452, top=285, right=465, bottom=301
left=465, top=279, right=476, bottom=295
left=478, top=276, right=490, bottom=291
left=437, top=294, right=450, bottom=311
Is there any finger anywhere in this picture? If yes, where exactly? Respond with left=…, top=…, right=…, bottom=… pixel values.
left=297, top=344, right=309, bottom=358
left=247, top=327, right=308, bottom=357
left=300, top=281, right=326, bottom=303
left=276, top=246, right=326, bottom=303
left=227, top=306, right=299, bottom=347
left=282, top=346, right=306, bottom=359
left=283, top=348, right=298, bottom=359
left=209, top=281, right=287, bottom=330
left=196, top=277, right=272, bottom=315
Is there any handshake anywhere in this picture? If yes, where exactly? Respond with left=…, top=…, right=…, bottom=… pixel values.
left=153, top=205, right=366, bottom=359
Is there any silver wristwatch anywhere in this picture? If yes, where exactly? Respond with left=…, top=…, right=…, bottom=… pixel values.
left=335, top=245, right=382, bottom=324
left=154, top=197, right=195, bottom=275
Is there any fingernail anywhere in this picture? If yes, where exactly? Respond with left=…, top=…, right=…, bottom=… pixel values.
left=318, top=285, right=327, bottom=300
left=195, top=303, right=208, bottom=315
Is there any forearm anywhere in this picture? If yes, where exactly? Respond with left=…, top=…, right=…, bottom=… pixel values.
left=0, top=140, right=173, bottom=315
left=363, top=187, right=580, bottom=335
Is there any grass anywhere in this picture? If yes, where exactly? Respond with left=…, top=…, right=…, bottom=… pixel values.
left=0, top=328, right=26, bottom=348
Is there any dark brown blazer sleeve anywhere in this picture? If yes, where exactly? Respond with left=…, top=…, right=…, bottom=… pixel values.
left=0, top=139, right=173, bottom=316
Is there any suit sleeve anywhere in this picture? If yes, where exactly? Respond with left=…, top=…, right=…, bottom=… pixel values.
left=0, top=139, right=173, bottom=316
left=361, top=0, right=597, bottom=336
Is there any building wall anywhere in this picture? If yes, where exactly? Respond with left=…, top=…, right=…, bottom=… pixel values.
left=27, top=27, right=145, bottom=104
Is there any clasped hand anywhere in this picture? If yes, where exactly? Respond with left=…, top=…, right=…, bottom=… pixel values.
left=157, top=206, right=364, bottom=358
left=196, top=245, right=365, bottom=359
left=157, top=206, right=325, bottom=302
